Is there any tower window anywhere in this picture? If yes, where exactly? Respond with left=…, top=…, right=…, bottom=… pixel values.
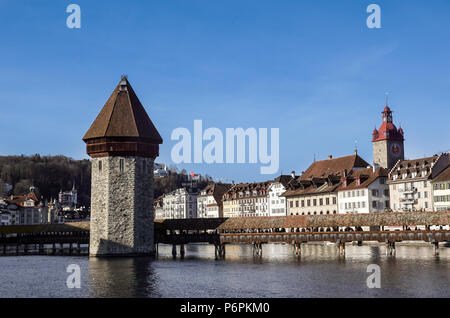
left=98, top=160, right=102, bottom=172
left=142, top=160, right=147, bottom=173
left=119, top=159, right=124, bottom=172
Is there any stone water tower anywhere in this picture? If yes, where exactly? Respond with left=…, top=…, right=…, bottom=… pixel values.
left=83, top=76, right=163, bottom=256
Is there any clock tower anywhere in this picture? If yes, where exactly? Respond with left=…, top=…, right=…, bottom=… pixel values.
left=372, top=105, right=405, bottom=170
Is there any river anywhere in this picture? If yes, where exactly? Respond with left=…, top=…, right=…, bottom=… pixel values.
left=0, top=243, right=448, bottom=298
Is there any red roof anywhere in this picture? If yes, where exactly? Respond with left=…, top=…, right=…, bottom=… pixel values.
left=299, top=154, right=369, bottom=180
left=372, top=106, right=404, bottom=142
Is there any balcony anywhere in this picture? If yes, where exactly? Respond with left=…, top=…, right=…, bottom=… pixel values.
left=399, top=187, right=417, bottom=194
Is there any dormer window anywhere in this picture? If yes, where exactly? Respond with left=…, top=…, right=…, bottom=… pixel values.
left=411, top=172, right=417, bottom=178
left=393, top=174, right=398, bottom=180
left=421, top=170, right=427, bottom=177
left=356, top=177, right=361, bottom=186
left=402, top=173, right=407, bottom=179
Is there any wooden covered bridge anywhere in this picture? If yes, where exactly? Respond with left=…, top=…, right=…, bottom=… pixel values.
left=0, top=211, right=449, bottom=257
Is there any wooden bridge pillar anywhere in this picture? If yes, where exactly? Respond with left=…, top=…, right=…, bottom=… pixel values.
left=386, top=241, right=396, bottom=256
left=338, top=242, right=345, bottom=256
left=16, top=244, right=19, bottom=256
left=294, top=243, right=301, bottom=257
left=3, top=243, right=6, bottom=255
left=172, top=244, right=177, bottom=258
left=60, top=243, right=64, bottom=255
left=77, top=242, right=81, bottom=255
left=214, top=244, right=226, bottom=259
left=38, top=244, right=44, bottom=255
left=24, top=244, right=28, bottom=255
left=433, top=242, right=439, bottom=256
left=52, top=243, right=56, bottom=255
left=69, top=243, right=73, bottom=255
left=180, top=244, right=185, bottom=258
left=253, top=243, right=262, bottom=256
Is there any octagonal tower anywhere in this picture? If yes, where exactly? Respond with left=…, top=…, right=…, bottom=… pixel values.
left=83, top=76, right=163, bottom=256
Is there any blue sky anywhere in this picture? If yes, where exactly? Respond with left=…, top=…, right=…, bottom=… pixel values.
left=0, top=0, right=449, bottom=182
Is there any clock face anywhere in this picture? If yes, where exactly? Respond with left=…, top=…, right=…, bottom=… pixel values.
left=391, top=143, right=401, bottom=155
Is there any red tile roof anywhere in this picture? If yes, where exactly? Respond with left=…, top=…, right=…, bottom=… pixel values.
left=299, top=154, right=369, bottom=180
left=337, top=167, right=388, bottom=191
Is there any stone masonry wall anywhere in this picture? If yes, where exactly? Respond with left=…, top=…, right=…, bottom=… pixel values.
left=90, top=156, right=155, bottom=256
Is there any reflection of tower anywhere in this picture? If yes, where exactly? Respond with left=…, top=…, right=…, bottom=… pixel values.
left=89, top=258, right=157, bottom=297
left=83, top=76, right=163, bottom=256
left=372, top=103, right=405, bottom=169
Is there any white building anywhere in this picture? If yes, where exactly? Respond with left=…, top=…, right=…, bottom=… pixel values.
left=154, top=163, right=169, bottom=178
left=58, top=185, right=77, bottom=208
left=337, top=166, right=390, bottom=214
left=432, top=165, right=450, bottom=211
left=388, top=153, right=449, bottom=212
left=268, top=174, right=294, bottom=216
left=161, top=187, right=198, bottom=219
left=154, top=195, right=165, bottom=219
left=197, top=183, right=232, bottom=218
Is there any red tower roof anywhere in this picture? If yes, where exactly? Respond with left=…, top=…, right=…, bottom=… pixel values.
left=372, top=105, right=404, bottom=142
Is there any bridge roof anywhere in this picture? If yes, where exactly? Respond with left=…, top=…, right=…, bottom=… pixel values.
left=154, top=218, right=227, bottom=231
left=0, top=222, right=90, bottom=235
left=216, top=212, right=449, bottom=230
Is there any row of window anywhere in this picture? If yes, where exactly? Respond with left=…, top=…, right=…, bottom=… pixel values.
left=224, top=198, right=267, bottom=204
left=289, top=197, right=336, bottom=208
left=433, top=183, right=450, bottom=190
left=290, top=210, right=337, bottom=216
left=434, top=195, right=450, bottom=202
left=270, top=199, right=285, bottom=205
left=392, top=181, right=428, bottom=190
left=392, top=170, right=428, bottom=180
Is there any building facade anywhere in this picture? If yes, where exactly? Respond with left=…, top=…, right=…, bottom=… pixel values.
left=388, top=153, right=449, bottom=212
left=432, top=165, right=450, bottom=211
left=58, top=185, right=78, bottom=208
left=282, top=154, right=370, bottom=215
left=223, top=182, right=271, bottom=217
left=162, top=187, right=198, bottom=219
left=197, top=183, right=232, bottom=218
left=337, top=167, right=389, bottom=214
left=154, top=163, right=169, bottom=178
left=268, top=174, right=294, bottom=216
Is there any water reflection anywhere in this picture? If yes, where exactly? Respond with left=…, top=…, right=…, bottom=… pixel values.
left=88, top=257, right=159, bottom=297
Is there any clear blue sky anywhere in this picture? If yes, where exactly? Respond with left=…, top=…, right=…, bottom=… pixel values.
left=0, top=0, right=449, bottom=182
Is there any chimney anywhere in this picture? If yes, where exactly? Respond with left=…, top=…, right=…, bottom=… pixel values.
left=328, top=155, right=332, bottom=160
left=372, top=163, right=379, bottom=173
left=291, top=171, right=295, bottom=178
left=343, top=169, right=347, bottom=177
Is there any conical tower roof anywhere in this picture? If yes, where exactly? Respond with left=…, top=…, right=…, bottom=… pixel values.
left=83, top=76, right=162, bottom=159
left=83, top=76, right=162, bottom=143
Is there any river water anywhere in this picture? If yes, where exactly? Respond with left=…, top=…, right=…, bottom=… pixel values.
left=0, top=243, right=448, bottom=298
